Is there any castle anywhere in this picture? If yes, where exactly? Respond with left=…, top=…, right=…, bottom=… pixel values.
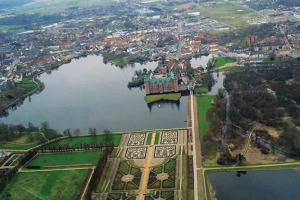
left=144, top=61, right=180, bottom=95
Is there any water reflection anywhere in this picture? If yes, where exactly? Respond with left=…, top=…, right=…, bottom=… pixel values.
left=147, top=100, right=181, bottom=113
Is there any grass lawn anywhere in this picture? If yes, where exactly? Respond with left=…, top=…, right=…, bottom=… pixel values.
left=26, top=151, right=102, bottom=168
left=0, top=135, right=39, bottom=150
left=1, top=170, right=89, bottom=200
left=218, top=65, right=240, bottom=72
left=45, top=134, right=122, bottom=148
left=197, top=2, right=260, bottom=27
left=213, top=57, right=235, bottom=69
left=146, top=133, right=152, bottom=145
left=16, top=78, right=38, bottom=90
left=15, top=0, right=114, bottom=14
left=0, top=25, right=24, bottom=33
left=111, top=56, right=132, bottom=65
left=7, top=154, right=23, bottom=166
left=144, top=93, right=181, bottom=104
left=197, top=96, right=215, bottom=139
left=194, top=86, right=209, bottom=94
left=104, top=22, right=125, bottom=30
left=154, top=132, right=160, bottom=145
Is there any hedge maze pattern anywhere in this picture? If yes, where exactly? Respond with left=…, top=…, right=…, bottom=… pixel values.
left=147, top=159, right=176, bottom=190
left=145, top=191, right=175, bottom=200
left=127, top=133, right=146, bottom=146
left=160, top=131, right=178, bottom=144
left=154, top=146, right=176, bottom=158
left=111, top=161, right=142, bottom=192
left=125, top=147, right=147, bottom=159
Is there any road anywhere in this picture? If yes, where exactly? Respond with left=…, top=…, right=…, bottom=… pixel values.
left=190, top=91, right=207, bottom=200
left=204, top=161, right=300, bottom=172
left=137, top=131, right=156, bottom=200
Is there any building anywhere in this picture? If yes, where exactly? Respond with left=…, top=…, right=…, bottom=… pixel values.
left=144, top=64, right=179, bottom=95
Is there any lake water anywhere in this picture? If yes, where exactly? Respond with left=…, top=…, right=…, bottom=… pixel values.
left=0, top=54, right=214, bottom=132
left=208, top=170, right=300, bottom=200
left=1, top=55, right=188, bottom=132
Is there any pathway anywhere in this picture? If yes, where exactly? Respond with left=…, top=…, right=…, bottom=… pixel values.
left=137, top=131, right=156, bottom=200
left=190, top=91, right=207, bottom=200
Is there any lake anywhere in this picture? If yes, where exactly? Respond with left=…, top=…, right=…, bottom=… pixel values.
left=208, top=170, right=300, bottom=200
left=1, top=55, right=191, bottom=132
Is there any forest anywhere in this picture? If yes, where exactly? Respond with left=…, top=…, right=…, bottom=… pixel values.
left=224, top=63, right=300, bottom=155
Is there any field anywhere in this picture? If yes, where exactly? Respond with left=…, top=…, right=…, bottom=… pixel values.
left=4, top=154, right=23, bottom=167
left=144, top=93, right=181, bottom=104
left=194, top=86, right=209, bottom=94
left=197, top=2, right=261, bottom=27
left=1, top=170, right=89, bottom=200
left=213, top=57, right=236, bottom=69
left=154, top=132, right=160, bottom=144
left=0, top=135, right=39, bottom=150
left=197, top=96, right=215, bottom=139
left=146, top=133, right=152, bottom=145
left=0, top=25, right=25, bottom=34
left=45, top=134, right=122, bottom=148
left=16, top=77, right=38, bottom=91
left=26, top=151, right=102, bottom=169
left=14, top=0, right=113, bottom=15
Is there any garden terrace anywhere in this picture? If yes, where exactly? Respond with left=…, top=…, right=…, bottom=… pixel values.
left=25, top=151, right=102, bottom=169
left=147, top=158, right=177, bottom=190
left=111, top=161, right=142, bottom=191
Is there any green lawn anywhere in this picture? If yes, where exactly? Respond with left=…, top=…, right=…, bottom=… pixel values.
left=7, top=154, right=23, bottom=166
left=104, top=22, right=125, bottom=30
left=146, top=133, right=152, bottom=145
left=1, top=170, right=89, bottom=200
left=0, top=25, right=24, bottom=33
left=154, top=132, right=160, bottom=145
left=213, top=57, right=235, bottom=69
left=45, top=134, right=122, bottom=148
left=111, top=56, right=132, bottom=65
left=198, top=2, right=260, bottom=27
left=218, top=65, right=240, bottom=72
left=0, top=135, right=39, bottom=150
left=16, top=78, right=38, bottom=90
left=15, top=0, right=114, bottom=14
left=26, top=151, right=102, bottom=168
left=194, top=86, right=209, bottom=93
left=144, top=93, right=181, bottom=104
left=197, top=96, right=215, bottom=139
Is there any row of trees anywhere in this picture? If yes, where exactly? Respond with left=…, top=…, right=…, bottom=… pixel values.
left=0, top=122, right=61, bottom=144
left=39, top=142, right=114, bottom=152
left=82, top=145, right=114, bottom=200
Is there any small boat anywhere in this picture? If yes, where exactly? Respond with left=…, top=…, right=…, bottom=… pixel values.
left=158, top=104, right=161, bottom=108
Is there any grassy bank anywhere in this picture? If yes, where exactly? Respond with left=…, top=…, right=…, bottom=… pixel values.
left=0, top=135, right=40, bottom=150
left=44, top=134, right=122, bottom=148
left=26, top=151, right=102, bottom=169
left=213, top=57, right=235, bottom=69
left=144, top=93, right=181, bottom=104
left=197, top=96, right=215, bottom=139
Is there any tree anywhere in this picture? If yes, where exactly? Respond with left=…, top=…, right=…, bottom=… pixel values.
left=63, top=128, right=72, bottom=137
left=73, top=128, right=81, bottom=137
left=103, top=129, right=112, bottom=144
left=235, top=153, right=246, bottom=165
left=89, top=128, right=97, bottom=137
left=41, top=121, right=49, bottom=131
